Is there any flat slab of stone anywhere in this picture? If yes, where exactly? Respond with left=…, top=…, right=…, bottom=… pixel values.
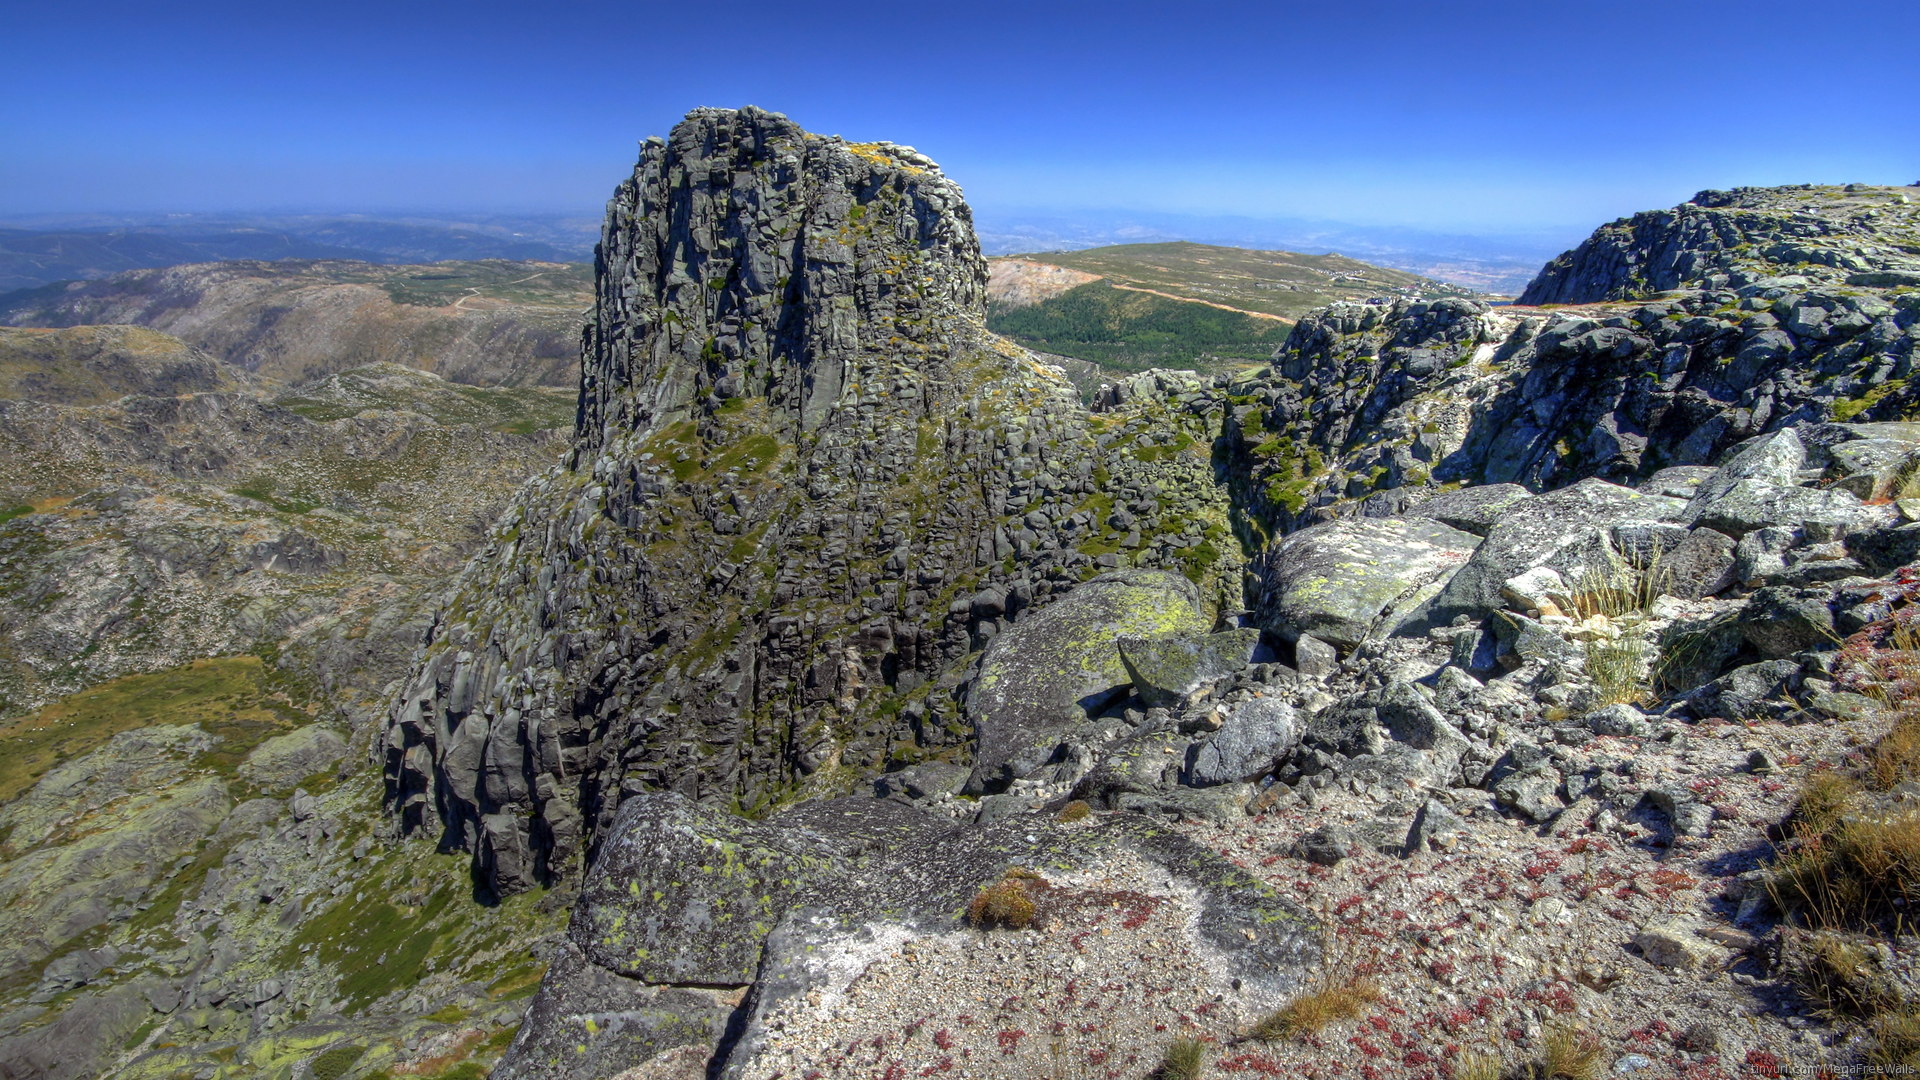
left=1425, top=478, right=1689, bottom=626
left=1253, top=516, right=1482, bottom=647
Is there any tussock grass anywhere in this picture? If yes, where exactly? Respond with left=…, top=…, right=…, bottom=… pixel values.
left=1566, top=548, right=1670, bottom=622
left=1537, top=1024, right=1603, bottom=1080
left=967, top=868, right=1044, bottom=930
left=1248, top=976, right=1381, bottom=1040
left=1584, top=636, right=1651, bottom=707
left=1452, top=1050, right=1504, bottom=1080
left=1152, top=1036, right=1206, bottom=1080
left=1769, top=583, right=1920, bottom=1063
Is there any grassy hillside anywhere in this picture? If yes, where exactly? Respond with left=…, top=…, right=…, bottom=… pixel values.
left=998, top=240, right=1479, bottom=320
left=989, top=279, right=1291, bottom=374
left=987, top=241, right=1483, bottom=379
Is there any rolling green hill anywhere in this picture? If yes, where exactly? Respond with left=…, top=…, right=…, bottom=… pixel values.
left=987, top=241, right=1481, bottom=378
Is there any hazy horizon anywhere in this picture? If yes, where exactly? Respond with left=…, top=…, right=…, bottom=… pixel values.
left=5, top=0, right=1916, bottom=240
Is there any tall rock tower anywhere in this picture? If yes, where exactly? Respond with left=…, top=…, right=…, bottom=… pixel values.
left=383, top=108, right=1115, bottom=893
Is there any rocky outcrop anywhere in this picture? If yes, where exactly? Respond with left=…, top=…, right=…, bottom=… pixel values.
left=1519, top=184, right=1920, bottom=305
left=1227, top=250, right=1917, bottom=533
left=383, top=109, right=1239, bottom=896
left=495, top=792, right=1318, bottom=1079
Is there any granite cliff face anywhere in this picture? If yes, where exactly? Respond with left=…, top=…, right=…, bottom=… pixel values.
left=1223, top=185, right=1920, bottom=539
left=384, top=108, right=1240, bottom=894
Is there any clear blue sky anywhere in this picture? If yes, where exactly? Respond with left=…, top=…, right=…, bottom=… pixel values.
left=3, top=0, right=1915, bottom=234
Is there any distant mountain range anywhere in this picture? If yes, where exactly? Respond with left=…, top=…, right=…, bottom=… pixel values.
left=976, top=209, right=1572, bottom=295
left=0, top=208, right=1567, bottom=296
left=0, top=212, right=601, bottom=292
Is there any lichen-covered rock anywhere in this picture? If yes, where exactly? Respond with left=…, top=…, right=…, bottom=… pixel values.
left=510, top=791, right=1319, bottom=1078
left=236, top=725, right=347, bottom=794
left=1117, top=627, right=1265, bottom=709
left=491, top=941, right=735, bottom=1080
left=965, top=570, right=1209, bottom=792
left=381, top=109, right=1240, bottom=892
left=1189, top=697, right=1301, bottom=786
left=1423, top=479, right=1689, bottom=627
left=1252, top=516, right=1480, bottom=647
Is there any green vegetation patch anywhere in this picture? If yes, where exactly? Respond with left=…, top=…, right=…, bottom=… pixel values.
left=355, top=261, right=592, bottom=308
left=988, top=280, right=1291, bottom=374
left=276, top=366, right=576, bottom=432
left=0, top=655, right=303, bottom=803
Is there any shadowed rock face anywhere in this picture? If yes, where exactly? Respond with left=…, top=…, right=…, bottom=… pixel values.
left=382, top=108, right=1196, bottom=895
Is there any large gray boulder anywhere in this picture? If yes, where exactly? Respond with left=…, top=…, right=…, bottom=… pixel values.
left=1424, top=478, right=1689, bottom=626
left=504, top=791, right=1321, bottom=1080
left=1689, top=478, right=1895, bottom=539
left=490, top=942, right=735, bottom=1080
left=1118, top=627, right=1267, bottom=708
left=1404, top=483, right=1535, bottom=536
left=965, top=570, right=1210, bottom=792
left=236, top=725, right=347, bottom=794
left=1189, top=698, right=1302, bottom=786
left=1252, top=517, right=1481, bottom=647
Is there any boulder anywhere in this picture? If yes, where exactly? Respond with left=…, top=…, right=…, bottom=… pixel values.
left=1404, top=483, right=1534, bottom=537
left=1404, top=797, right=1471, bottom=854
left=1688, top=428, right=1806, bottom=507
left=525, top=791, right=1321, bottom=1078
left=1689, top=659, right=1803, bottom=720
left=1741, top=587, right=1837, bottom=659
left=492, top=942, right=734, bottom=1080
left=965, top=570, right=1210, bottom=793
left=1638, top=466, right=1719, bottom=500
left=1292, top=633, right=1340, bottom=678
left=1118, top=627, right=1266, bottom=709
left=1253, top=517, right=1481, bottom=647
left=1688, top=478, right=1894, bottom=539
left=1424, top=479, right=1689, bottom=627
left=1189, top=698, right=1301, bottom=786
left=1633, top=919, right=1721, bottom=970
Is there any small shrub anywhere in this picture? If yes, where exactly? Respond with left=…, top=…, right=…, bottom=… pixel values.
left=1248, top=977, right=1381, bottom=1040
left=1057, top=799, right=1093, bottom=822
left=967, top=868, right=1042, bottom=930
left=1153, top=1036, right=1206, bottom=1080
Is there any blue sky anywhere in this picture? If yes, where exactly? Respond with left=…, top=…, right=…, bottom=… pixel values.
left=3, top=0, right=1915, bottom=235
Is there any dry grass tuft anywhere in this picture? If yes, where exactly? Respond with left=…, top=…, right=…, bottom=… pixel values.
left=1870, top=1008, right=1920, bottom=1068
left=1248, top=976, right=1381, bottom=1041
left=1537, top=1024, right=1603, bottom=1080
left=967, top=868, right=1043, bottom=930
left=1584, top=635, right=1651, bottom=707
left=1451, top=1049, right=1504, bottom=1080
left=1787, top=930, right=1898, bottom=1018
left=1566, top=548, right=1670, bottom=622
left=1769, top=805, right=1920, bottom=928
